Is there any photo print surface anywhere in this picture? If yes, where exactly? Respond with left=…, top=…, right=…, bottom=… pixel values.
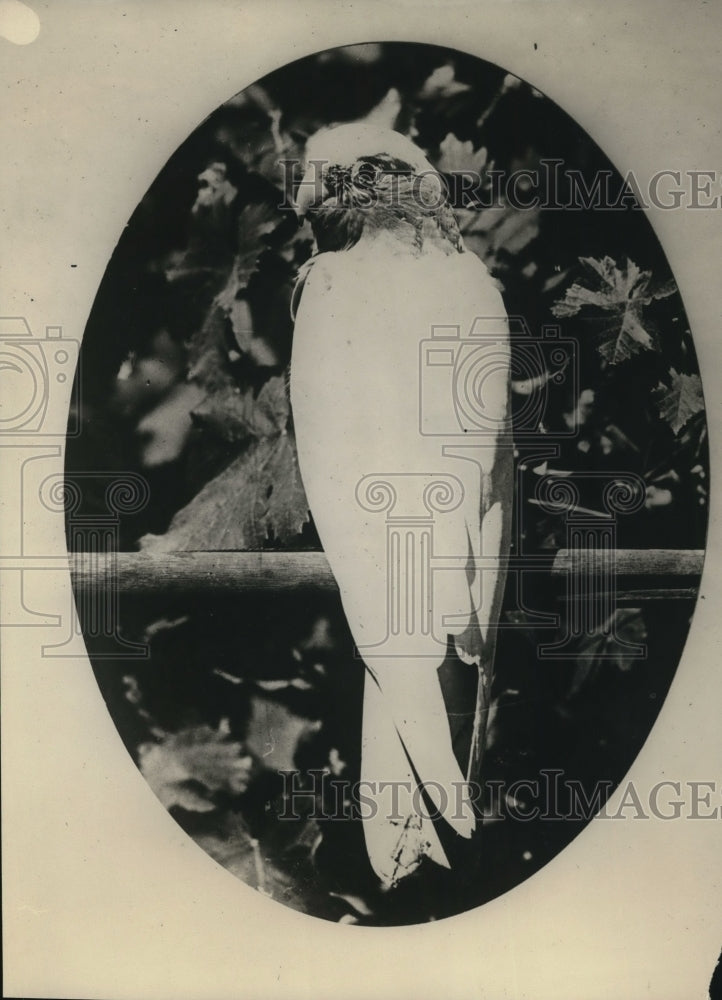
left=64, top=42, right=708, bottom=926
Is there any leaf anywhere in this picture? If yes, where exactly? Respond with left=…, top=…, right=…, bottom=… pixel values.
left=654, top=369, right=705, bottom=434
left=136, top=380, right=205, bottom=467
left=139, top=722, right=254, bottom=812
left=211, top=202, right=281, bottom=311
left=551, top=256, right=673, bottom=365
left=228, top=298, right=280, bottom=367
left=165, top=162, right=239, bottom=287
left=233, top=203, right=281, bottom=288
left=140, top=420, right=309, bottom=551
left=244, top=694, right=318, bottom=772
left=644, top=484, right=673, bottom=510
left=511, top=369, right=554, bottom=397
left=541, top=267, right=572, bottom=294
left=457, top=202, right=540, bottom=265
left=492, top=207, right=541, bottom=256
left=228, top=298, right=255, bottom=356
left=192, top=811, right=327, bottom=915
left=192, top=813, right=295, bottom=903
left=360, top=87, right=402, bottom=129
left=436, top=132, right=488, bottom=175
left=419, top=64, right=471, bottom=100
left=184, top=201, right=284, bottom=380
left=568, top=609, right=647, bottom=697
left=191, top=372, right=288, bottom=444
left=263, top=433, right=311, bottom=541
left=562, top=388, right=596, bottom=432
left=216, top=84, right=296, bottom=189
left=184, top=203, right=284, bottom=373
left=192, top=162, right=238, bottom=216
left=476, top=73, right=524, bottom=130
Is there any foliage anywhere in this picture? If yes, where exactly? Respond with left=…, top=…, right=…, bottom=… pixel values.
left=70, top=43, right=708, bottom=924
left=71, top=43, right=707, bottom=553
left=654, top=369, right=705, bottom=435
left=551, top=256, right=675, bottom=365
left=142, top=375, right=309, bottom=550
left=139, top=720, right=254, bottom=812
left=567, top=609, right=648, bottom=699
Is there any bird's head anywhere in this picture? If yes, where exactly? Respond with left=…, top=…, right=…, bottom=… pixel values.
left=292, top=124, right=460, bottom=253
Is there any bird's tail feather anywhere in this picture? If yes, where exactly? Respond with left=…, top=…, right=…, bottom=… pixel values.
left=361, top=657, right=476, bottom=888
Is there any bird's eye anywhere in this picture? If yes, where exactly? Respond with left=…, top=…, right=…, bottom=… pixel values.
left=352, top=161, right=380, bottom=188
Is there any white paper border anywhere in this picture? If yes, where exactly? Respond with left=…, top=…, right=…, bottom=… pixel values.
left=2, top=3, right=720, bottom=997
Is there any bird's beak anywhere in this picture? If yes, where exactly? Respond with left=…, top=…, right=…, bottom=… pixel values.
left=292, top=163, right=328, bottom=221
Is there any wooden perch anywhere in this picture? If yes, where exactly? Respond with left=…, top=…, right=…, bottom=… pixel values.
left=66, top=546, right=703, bottom=819
left=67, top=548, right=704, bottom=598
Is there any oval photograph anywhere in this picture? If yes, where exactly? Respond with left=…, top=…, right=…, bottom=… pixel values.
left=65, top=42, right=708, bottom=924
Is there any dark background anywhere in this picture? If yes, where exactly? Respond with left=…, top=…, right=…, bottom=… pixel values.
left=66, top=43, right=707, bottom=924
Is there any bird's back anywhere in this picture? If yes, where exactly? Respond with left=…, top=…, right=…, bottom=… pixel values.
left=292, top=234, right=506, bottom=465
left=291, top=235, right=508, bottom=652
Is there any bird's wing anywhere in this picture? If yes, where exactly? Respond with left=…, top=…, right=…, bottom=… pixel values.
left=292, top=241, right=509, bottom=646
left=291, top=240, right=509, bottom=877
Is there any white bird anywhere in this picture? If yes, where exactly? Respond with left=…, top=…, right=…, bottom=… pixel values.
left=290, top=123, right=512, bottom=887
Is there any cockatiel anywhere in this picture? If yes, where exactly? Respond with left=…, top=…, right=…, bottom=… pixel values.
left=290, top=123, right=512, bottom=888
